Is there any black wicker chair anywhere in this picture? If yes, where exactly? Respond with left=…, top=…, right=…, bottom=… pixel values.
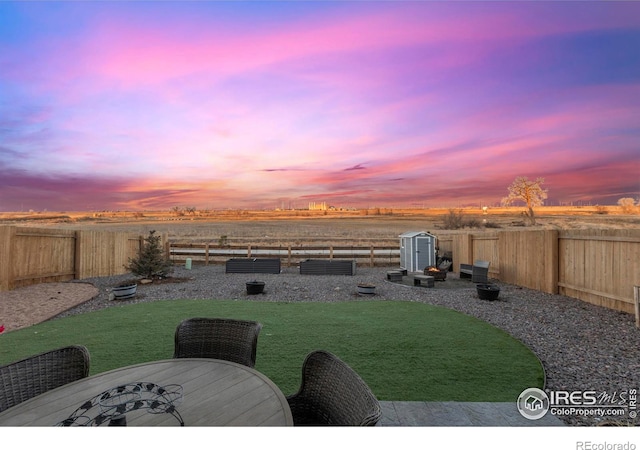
left=173, top=318, right=263, bottom=368
left=286, top=350, right=381, bottom=426
left=0, top=345, right=90, bottom=412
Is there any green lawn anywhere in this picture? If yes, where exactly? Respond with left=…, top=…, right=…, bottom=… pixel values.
left=0, top=300, right=543, bottom=401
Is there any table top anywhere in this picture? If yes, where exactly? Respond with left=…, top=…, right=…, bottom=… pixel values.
left=0, top=358, right=293, bottom=426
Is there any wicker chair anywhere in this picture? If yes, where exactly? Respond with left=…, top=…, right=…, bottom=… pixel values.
left=0, top=345, right=90, bottom=412
left=286, top=350, right=381, bottom=426
left=173, top=318, right=263, bottom=368
left=459, top=260, right=490, bottom=283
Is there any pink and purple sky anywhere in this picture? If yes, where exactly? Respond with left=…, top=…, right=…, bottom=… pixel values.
left=1, top=1, right=639, bottom=212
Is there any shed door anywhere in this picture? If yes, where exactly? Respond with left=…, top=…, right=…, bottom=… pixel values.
left=415, top=236, right=434, bottom=271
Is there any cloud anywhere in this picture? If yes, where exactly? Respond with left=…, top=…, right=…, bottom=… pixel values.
left=344, top=164, right=367, bottom=171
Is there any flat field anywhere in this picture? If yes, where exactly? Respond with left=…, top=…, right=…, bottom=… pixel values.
left=0, top=206, right=637, bottom=242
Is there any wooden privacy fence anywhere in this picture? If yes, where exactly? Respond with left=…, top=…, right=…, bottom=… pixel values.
left=169, top=242, right=400, bottom=268
left=0, top=226, right=162, bottom=291
left=435, top=229, right=640, bottom=315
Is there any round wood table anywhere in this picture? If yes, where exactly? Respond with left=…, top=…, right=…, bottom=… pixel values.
left=0, top=358, right=293, bottom=426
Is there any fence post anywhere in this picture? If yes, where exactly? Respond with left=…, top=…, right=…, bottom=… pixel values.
left=74, top=230, right=82, bottom=280
left=163, top=234, right=170, bottom=262
left=247, top=244, right=251, bottom=258
left=635, top=286, right=640, bottom=328
left=288, top=245, right=292, bottom=267
left=452, top=233, right=473, bottom=271
left=205, top=243, right=210, bottom=265
left=0, top=226, right=14, bottom=291
left=370, top=246, right=374, bottom=267
left=544, top=230, right=559, bottom=294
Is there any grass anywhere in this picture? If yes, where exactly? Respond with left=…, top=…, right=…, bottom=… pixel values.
left=0, top=300, right=544, bottom=402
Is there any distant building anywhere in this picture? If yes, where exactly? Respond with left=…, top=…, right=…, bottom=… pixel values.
left=309, top=202, right=327, bottom=211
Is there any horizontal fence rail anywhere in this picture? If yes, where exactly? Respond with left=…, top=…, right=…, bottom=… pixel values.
left=168, top=242, right=401, bottom=267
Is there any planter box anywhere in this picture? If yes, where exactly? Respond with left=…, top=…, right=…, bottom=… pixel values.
left=225, top=258, right=281, bottom=274
left=299, top=259, right=356, bottom=276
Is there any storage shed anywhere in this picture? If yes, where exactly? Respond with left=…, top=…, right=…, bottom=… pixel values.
left=399, top=231, right=437, bottom=273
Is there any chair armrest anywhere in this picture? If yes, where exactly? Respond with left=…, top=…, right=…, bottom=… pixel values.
left=459, top=263, right=472, bottom=279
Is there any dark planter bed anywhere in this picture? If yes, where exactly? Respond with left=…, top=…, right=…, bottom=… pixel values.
left=299, top=259, right=356, bottom=276
left=225, top=258, right=281, bottom=274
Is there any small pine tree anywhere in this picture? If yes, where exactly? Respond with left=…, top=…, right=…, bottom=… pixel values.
left=126, top=230, right=173, bottom=279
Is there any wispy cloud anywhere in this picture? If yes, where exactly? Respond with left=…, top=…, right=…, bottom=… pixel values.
left=344, top=164, right=367, bottom=171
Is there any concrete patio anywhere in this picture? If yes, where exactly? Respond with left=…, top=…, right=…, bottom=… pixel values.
left=379, top=401, right=565, bottom=426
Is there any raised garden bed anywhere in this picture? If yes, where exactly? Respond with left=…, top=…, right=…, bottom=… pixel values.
left=299, top=259, right=356, bottom=276
left=225, top=258, right=281, bottom=274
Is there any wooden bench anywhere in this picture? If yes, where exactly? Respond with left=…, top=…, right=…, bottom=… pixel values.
left=413, top=275, right=434, bottom=288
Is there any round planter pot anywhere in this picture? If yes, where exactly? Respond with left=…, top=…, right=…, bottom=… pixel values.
left=112, top=284, right=137, bottom=300
left=476, top=284, right=500, bottom=301
left=357, top=284, right=376, bottom=295
left=246, top=281, right=265, bottom=295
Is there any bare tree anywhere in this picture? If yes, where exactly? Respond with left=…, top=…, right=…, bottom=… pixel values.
left=617, top=197, right=638, bottom=214
left=170, top=206, right=184, bottom=217
left=442, top=209, right=465, bottom=229
left=502, top=176, right=548, bottom=225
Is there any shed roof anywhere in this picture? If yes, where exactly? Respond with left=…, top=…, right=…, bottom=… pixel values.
left=398, top=231, right=436, bottom=238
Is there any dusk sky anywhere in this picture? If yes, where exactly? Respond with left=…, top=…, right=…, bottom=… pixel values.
left=1, top=1, right=639, bottom=212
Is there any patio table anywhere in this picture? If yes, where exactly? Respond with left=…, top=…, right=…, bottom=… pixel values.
left=0, top=358, right=292, bottom=426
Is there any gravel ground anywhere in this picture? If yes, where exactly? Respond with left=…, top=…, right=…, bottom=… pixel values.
left=61, top=264, right=640, bottom=427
